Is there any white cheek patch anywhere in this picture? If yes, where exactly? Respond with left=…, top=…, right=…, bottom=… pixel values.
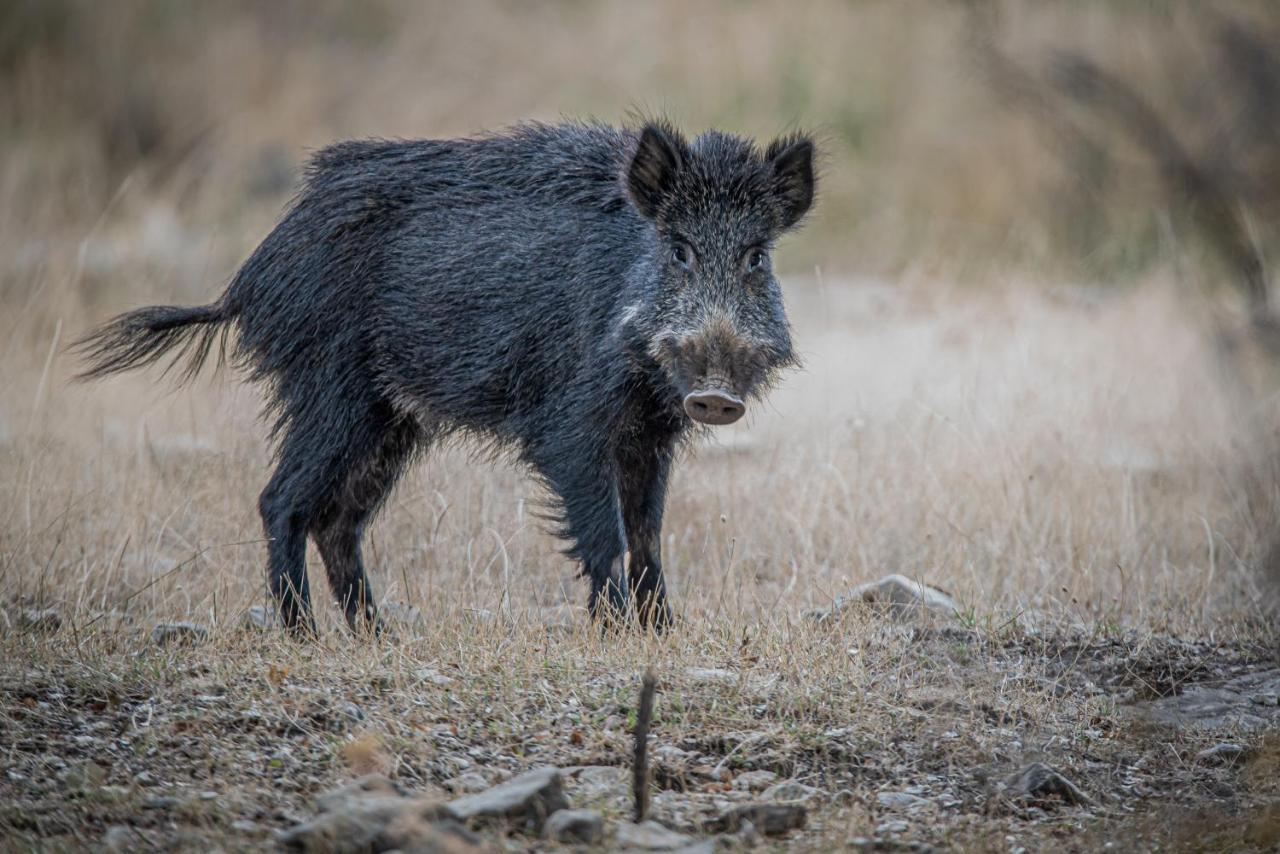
left=647, top=328, right=677, bottom=362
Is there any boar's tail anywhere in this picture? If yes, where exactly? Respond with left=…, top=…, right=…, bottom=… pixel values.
left=73, top=297, right=236, bottom=384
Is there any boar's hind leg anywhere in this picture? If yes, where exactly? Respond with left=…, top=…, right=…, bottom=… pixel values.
left=259, top=402, right=392, bottom=637
left=311, top=416, right=420, bottom=634
left=618, top=440, right=676, bottom=631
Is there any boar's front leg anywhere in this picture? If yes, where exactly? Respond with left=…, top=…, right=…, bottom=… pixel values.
left=531, top=443, right=629, bottom=626
left=618, top=438, right=676, bottom=631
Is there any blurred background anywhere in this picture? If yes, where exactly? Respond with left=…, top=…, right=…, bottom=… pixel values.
left=3, top=1, right=1279, bottom=287
left=4, top=0, right=1280, bottom=625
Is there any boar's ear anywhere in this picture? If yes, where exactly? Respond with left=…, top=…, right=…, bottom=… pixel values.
left=765, top=134, right=816, bottom=229
left=627, top=122, right=688, bottom=220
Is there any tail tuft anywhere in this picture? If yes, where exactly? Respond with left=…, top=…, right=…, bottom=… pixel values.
left=73, top=301, right=232, bottom=383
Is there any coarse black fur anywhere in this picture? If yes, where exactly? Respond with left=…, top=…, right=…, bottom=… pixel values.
left=74, top=119, right=817, bottom=635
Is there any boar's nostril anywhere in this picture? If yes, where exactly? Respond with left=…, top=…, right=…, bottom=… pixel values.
left=683, top=390, right=745, bottom=426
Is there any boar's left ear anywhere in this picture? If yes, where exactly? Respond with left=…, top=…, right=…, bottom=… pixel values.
left=765, top=134, right=816, bottom=229
left=627, top=121, right=688, bottom=220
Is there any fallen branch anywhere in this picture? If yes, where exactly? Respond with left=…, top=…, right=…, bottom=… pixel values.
left=633, top=667, right=657, bottom=823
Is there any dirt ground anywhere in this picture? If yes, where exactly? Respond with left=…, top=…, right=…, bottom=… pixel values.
left=2, top=607, right=1278, bottom=851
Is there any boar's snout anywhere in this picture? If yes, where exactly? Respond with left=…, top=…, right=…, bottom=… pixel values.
left=683, top=389, right=745, bottom=426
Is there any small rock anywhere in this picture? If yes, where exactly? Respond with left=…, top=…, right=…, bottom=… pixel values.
left=1142, top=687, right=1271, bottom=731
left=674, top=843, right=717, bottom=854
left=653, top=744, right=690, bottom=763
left=242, top=605, right=278, bottom=631
left=315, top=774, right=405, bottom=813
left=734, top=818, right=761, bottom=847
left=708, top=803, right=807, bottom=836
left=415, top=667, right=455, bottom=687
left=99, top=785, right=130, bottom=803
left=446, top=766, right=568, bottom=832
left=134, top=771, right=156, bottom=786
left=543, top=808, right=604, bottom=844
left=446, top=772, right=491, bottom=795
left=565, top=765, right=628, bottom=800
left=230, top=819, right=258, bottom=833
left=761, top=781, right=822, bottom=804
left=732, top=770, right=778, bottom=792
left=1139, top=669, right=1280, bottom=732
left=280, top=796, right=478, bottom=853
left=1196, top=743, right=1249, bottom=766
left=877, top=790, right=931, bottom=811
left=876, top=819, right=909, bottom=834
left=18, top=607, right=61, bottom=633
left=692, top=764, right=731, bottom=782
left=149, top=621, right=209, bottom=647
left=1004, top=762, right=1090, bottom=807
left=336, top=702, right=365, bottom=728
left=102, top=825, right=134, bottom=853
left=141, top=796, right=181, bottom=810
left=686, top=667, right=738, bottom=685
left=614, top=820, right=696, bottom=850
left=808, top=575, right=959, bottom=623
left=380, top=602, right=425, bottom=631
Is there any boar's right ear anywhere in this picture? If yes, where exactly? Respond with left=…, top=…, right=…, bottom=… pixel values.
left=627, top=122, right=688, bottom=220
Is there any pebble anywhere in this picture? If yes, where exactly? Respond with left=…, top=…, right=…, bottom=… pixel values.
left=614, top=820, right=696, bottom=850
left=241, top=605, right=278, bottom=631
left=445, top=772, right=491, bottom=794
left=102, top=825, right=133, bottom=853
left=1004, top=762, right=1091, bottom=807
left=544, top=808, right=604, bottom=844
left=686, top=667, right=738, bottom=685
left=446, top=766, right=569, bottom=833
left=761, top=781, right=823, bottom=803
left=1196, top=743, right=1248, bottom=765
left=415, top=667, right=454, bottom=686
left=336, top=702, right=365, bottom=727
left=149, top=622, right=209, bottom=647
left=732, top=769, right=779, bottom=792
left=710, top=802, right=807, bottom=836
left=18, top=608, right=61, bottom=633
left=142, top=796, right=181, bottom=810
left=807, top=575, right=960, bottom=623
left=877, top=790, right=931, bottom=810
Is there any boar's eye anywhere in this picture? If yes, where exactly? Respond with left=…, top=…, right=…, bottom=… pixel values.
left=745, top=248, right=769, bottom=273
left=670, top=243, right=693, bottom=270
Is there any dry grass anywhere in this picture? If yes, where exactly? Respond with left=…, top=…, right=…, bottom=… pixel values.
left=3, top=279, right=1273, bottom=634
left=3, top=278, right=1279, bottom=850
left=3, top=2, right=1280, bottom=851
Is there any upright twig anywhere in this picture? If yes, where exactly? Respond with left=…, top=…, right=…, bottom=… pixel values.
left=633, top=667, right=657, bottom=823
